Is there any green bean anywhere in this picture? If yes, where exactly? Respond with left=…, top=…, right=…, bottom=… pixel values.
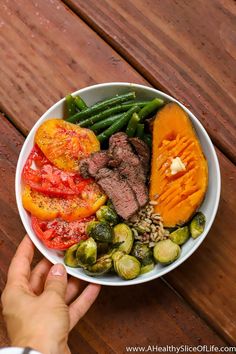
left=143, top=134, right=152, bottom=148
left=90, top=114, right=123, bottom=132
left=78, top=101, right=150, bottom=128
left=74, top=96, right=87, bottom=111
left=65, top=94, right=76, bottom=118
left=66, top=92, right=136, bottom=123
left=124, top=100, right=150, bottom=108
left=97, top=106, right=140, bottom=143
left=139, top=98, right=164, bottom=121
left=136, top=124, right=144, bottom=139
left=126, top=113, right=140, bottom=137
left=79, top=106, right=127, bottom=128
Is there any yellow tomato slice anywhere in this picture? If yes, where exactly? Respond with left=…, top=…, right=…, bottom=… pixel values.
left=22, top=184, right=106, bottom=221
left=35, top=119, right=100, bottom=172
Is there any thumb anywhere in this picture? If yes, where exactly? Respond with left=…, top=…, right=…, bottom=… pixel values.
left=44, top=263, right=67, bottom=299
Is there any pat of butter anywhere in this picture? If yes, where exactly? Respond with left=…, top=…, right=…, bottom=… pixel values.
left=170, top=157, right=186, bottom=175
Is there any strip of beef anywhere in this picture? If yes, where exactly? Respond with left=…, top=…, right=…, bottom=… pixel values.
left=108, top=133, right=148, bottom=207
left=79, top=133, right=149, bottom=219
left=129, top=137, right=150, bottom=174
left=96, top=168, right=139, bottom=219
left=79, top=151, right=109, bottom=178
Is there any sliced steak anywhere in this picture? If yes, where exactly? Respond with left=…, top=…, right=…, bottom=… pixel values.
left=109, top=133, right=143, bottom=180
left=79, top=151, right=109, bottom=178
left=129, top=137, right=150, bottom=174
left=96, top=168, right=139, bottom=219
left=78, top=133, right=149, bottom=219
left=108, top=133, right=148, bottom=207
left=118, top=163, right=148, bottom=207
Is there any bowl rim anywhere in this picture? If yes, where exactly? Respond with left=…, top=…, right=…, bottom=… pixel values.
left=15, top=82, right=221, bottom=286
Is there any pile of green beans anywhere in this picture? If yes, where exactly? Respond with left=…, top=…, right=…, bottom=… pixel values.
left=64, top=92, right=165, bottom=145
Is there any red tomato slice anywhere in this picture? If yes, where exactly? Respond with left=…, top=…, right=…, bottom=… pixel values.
left=32, top=215, right=94, bottom=250
left=23, top=145, right=92, bottom=196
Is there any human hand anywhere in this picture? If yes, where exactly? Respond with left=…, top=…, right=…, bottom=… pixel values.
left=1, top=235, right=101, bottom=354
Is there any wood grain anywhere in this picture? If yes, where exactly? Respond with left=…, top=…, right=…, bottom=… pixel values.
left=0, top=0, right=147, bottom=136
left=0, top=115, right=225, bottom=350
left=65, top=0, right=236, bottom=163
left=166, top=149, right=236, bottom=343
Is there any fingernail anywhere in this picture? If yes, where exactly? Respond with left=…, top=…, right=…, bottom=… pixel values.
left=51, top=263, right=65, bottom=276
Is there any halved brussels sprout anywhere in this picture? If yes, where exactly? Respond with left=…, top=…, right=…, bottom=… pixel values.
left=86, top=221, right=113, bottom=243
left=111, top=250, right=126, bottom=273
left=153, top=239, right=180, bottom=265
left=64, top=243, right=80, bottom=268
left=96, top=205, right=119, bottom=225
left=140, top=262, right=155, bottom=275
left=112, top=223, right=134, bottom=254
left=190, top=212, right=206, bottom=239
left=85, top=254, right=112, bottom=276
left=115, top=254, right=141, bottom=280
left=86, top=220, right=97, bottom=235
left=131, top=242, right=153, bottom=266
left=76, top=237, right=97, bottom=267
left=169, top=226, right=189, bottom=245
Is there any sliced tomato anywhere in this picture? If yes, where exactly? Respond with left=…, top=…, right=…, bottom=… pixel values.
left=35, top=119, right=100, bottom=172
left=32, top=215, right=94, bottom=249
left=22, top=145, right=92, bottom=197
left=22, top=183, right=107, bottom=221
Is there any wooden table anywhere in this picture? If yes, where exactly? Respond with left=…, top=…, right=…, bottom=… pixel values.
left=0, top=0, right=235, bottom=351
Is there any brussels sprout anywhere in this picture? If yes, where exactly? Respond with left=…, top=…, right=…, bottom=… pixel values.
left=140, top=262, right=155, bottom=275
left=169, top=226, right=189, bottom=245
left=111, top=250, right=126, bottom=273
left=64, top=243, right=80, bottom=268
left=131, top=242, right=153, bottom=266
left=153, top=239, right=181, bottom=265
left=112, top=223, right=134, bottom=254
left=87, top=221, right=113, bottom=243
left=96, top=205, right=119, bottom=225
left=190, top=212, right=206, bottom=239
left=111, top=250, right=125, bottom=261
left=76, top=237, right=97, bottom=267
left=85, top=254, right=112, bottom=276
left=86, top=220, right=97, bottom=235
left=115, top=254, right=141, bottom=280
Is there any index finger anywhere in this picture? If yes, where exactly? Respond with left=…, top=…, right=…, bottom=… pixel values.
left=69, top=283, right=101, bottom=330
left=7, top=235, right=35, bottom=287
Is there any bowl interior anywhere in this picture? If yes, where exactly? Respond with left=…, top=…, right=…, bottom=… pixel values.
left=15, top=83, right=221, bottom=286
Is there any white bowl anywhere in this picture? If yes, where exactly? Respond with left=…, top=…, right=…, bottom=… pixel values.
left=15, top=83, right=221, bottom=286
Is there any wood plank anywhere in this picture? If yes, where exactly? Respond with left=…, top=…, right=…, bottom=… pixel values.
left=0, top=0, right=147, bottom=136
left=166, top=149, right=236, bottom=343
left=0, top=115, right=225, bottom=350
left=65, top=0, right=236, bottom=163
